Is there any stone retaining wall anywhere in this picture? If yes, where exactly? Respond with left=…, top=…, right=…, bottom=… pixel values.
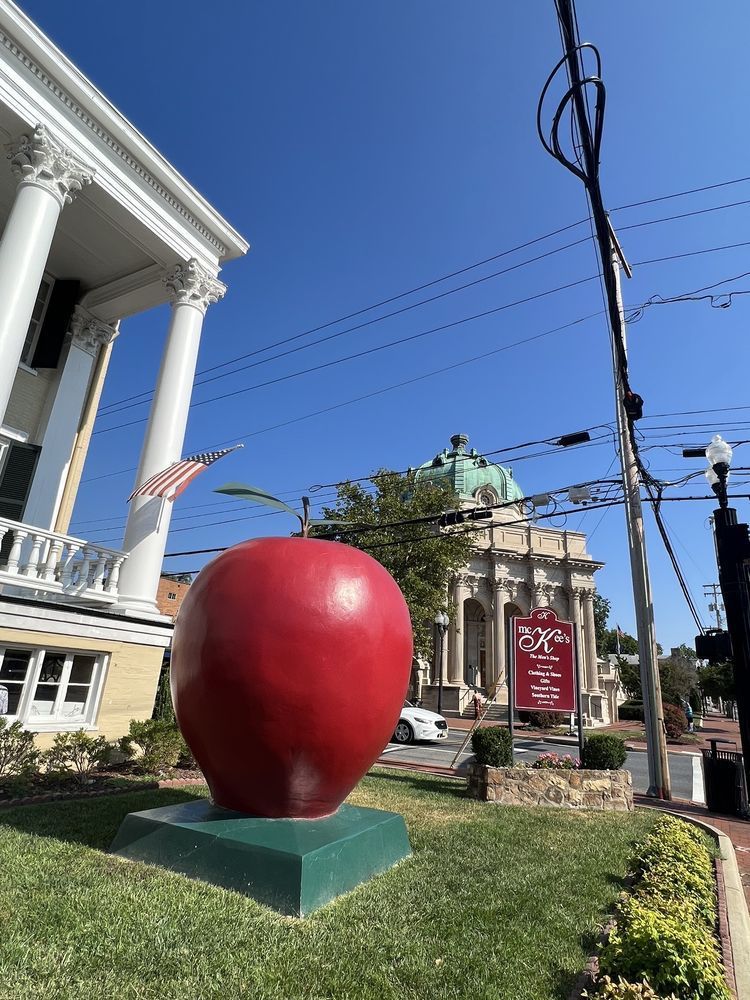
left=467, top=763, right=633, bottom=811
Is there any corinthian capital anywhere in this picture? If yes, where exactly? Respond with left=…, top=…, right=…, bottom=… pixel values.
left=69, top=307, right=118, bottom=357
left=7, top=125, right=94, bottom=208
left=164, top=259, right=226, bottom=314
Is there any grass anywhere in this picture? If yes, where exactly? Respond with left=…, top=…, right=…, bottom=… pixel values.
left=0, top=769, right=657, bottom=1000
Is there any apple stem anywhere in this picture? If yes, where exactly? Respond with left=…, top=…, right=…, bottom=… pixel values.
left=301, top=495, right=311, bottom=537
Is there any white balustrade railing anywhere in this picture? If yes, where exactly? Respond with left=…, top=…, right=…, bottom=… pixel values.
left=0, top=516, right=127, bottom=605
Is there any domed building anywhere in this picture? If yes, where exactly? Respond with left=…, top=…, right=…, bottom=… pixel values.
left=413, top=434, right=619, bottom=726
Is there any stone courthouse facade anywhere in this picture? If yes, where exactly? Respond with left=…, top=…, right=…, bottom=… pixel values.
left=414, top=434, right=619, bottom=726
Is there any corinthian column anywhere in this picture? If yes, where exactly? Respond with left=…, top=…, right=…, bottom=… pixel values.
left=23, top=309, right=117, bottom=530
left=493, top=580, right=511, bottom=688
left=450, top=576, right=469, bottom=684
left=569, top=587, right=587, bottom=704
left=0, top=125, right=93, bottom=423
left=116, top=260, right=226, bottom=615
left=582, top=589, right=601, bottom=692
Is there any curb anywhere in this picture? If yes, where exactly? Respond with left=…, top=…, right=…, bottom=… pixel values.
left=636, top=803, right=750, bottom=1000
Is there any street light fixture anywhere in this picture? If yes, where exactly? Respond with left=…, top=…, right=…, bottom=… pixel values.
left=434, top=610, right=449, bottom=715
left=706, top=435, right=733, bottom=509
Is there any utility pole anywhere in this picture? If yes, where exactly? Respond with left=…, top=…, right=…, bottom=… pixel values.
left=541, top=0, right=671, bottom=797
left=704, top=582, right=725, bottom=629
left=610, top=244, right=671, bottom=798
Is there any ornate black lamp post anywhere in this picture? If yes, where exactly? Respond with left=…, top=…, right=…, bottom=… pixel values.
left=434, top=611, right=449, bottom=715
left=705, top=435, right=750, bottom=799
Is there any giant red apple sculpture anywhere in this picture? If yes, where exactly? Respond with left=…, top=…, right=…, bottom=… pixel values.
left=171, top=537, right=413, bottom=819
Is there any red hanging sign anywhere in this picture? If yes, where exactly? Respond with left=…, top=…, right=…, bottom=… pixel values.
left=512, top=607, right=577, bottom=713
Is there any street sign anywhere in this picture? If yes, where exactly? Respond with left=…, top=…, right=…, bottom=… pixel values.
left=511, top=607, right=576, bottom=713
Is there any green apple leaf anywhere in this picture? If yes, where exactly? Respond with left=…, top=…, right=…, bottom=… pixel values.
left=214, top=482, right=300, bottom=517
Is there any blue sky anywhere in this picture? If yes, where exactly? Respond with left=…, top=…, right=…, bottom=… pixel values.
left=22, top=0, right=750, bottom=649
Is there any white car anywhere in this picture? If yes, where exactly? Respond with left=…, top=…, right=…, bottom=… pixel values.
left=392, top=701, right=449, bottom=744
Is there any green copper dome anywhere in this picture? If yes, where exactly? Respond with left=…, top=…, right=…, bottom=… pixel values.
left=413, top=433, right=524, bottom=504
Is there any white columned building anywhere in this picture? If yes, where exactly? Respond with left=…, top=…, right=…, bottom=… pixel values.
left=115, top=261, right=226, bottom=616
left=0, top=1, right=248, bottom=746
left=414, top=434, right=620, bottom=726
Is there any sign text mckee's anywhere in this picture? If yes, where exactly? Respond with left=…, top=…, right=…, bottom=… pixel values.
left=512, top=608, right=576, bottom=714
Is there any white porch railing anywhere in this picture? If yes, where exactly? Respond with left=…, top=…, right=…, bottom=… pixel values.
left=0, top=516, right=127, bottom=606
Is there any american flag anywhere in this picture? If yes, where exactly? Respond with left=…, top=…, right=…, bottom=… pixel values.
left=128, top=446, right=243, bottom=503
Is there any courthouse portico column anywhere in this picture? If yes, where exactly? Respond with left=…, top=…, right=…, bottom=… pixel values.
left=116, top=260, right=226, bottom=615
left=492, top=579, right=511, bottom=688
left=569, top=587, right=587, bottom=705
left=23, top=309, right=117, bottom=530
left=0, top=125, right=93, bottom=423
left=581, top=589, right=601, bottom=692
left=450, top=576, right=469, bottom=684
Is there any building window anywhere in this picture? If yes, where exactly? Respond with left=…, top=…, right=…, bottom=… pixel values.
left=20, top=276, right=55, bottom=367
left=0, top=646, right=106, bottom=730
left=167, top=592, right=177, bottom=600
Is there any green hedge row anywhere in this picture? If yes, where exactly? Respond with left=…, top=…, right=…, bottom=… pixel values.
left=589, top=815, right=730, bottom=999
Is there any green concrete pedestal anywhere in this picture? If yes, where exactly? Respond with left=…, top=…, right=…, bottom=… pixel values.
left=109, top=799, right=411, bottom=916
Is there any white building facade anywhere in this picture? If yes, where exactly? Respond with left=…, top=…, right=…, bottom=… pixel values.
left=0, top=1, right=247, bottom=743
left=414, top=435, right=619, bottom=726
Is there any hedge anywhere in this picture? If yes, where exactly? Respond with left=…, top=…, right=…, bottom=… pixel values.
left=471, top=726, right=512, bottom=767
left=594, top=815, right=729, bottom=999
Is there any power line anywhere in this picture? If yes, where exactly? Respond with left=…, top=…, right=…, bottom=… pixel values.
left=98, top=234, right=595, bottom=419
left=91, top=234, right=750, bottom=440
left=91, top=275, right=601, bottom=436
left=97, top=180, right=750, bottom=419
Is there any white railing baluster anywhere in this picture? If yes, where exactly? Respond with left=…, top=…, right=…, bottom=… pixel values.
left=21, top=531, right=44, bottom=578
left=60, top=542, right=81, bottom=588
left=43, top=538, right=64, bottom=582
left=4, top=529, right=27, bottom=574
left=0, top=516, right=127, bottom=606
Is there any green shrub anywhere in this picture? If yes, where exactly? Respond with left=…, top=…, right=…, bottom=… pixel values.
left=632, top=816, right=715, bottom=926
left=0, top=718, right=39, bottom=778
left=582, top=733, right=628, bottom=770
left=689, top=689, right=703, bottom=714
left=43, top=730, right=111, bottom=785
left=618, top=701, right=644, bottom=722
left=599, top=895, right=730, bottom=999
left=471, top=726, right=512, bottom=767
left=663, top=703, right=688, bottom=739
left=176, top=732, right=198, bottom=770
left=517, top=709, right=568, bottom=729
left=119, top=719, right=183, bottom=772
left=586, top=975, right=677, bottom=999
left=151, top=655, right=176, bottom=723
left=596, top=816, right=728, bottom=1000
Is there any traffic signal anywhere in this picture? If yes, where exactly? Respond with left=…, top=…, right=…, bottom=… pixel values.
left=695, top=629, right=733, bottom=664
left=438, top=509, right=493, bottom=528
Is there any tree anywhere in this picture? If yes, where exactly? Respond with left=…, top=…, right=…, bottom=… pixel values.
left=616, top=655, right=642, bottom=701
left=698, top=661, right=735, bottom=704
left=593, top=593, right=611, bottom=656
left=603, top=629, right=639, bottom=656
left=317, top=471, right=475, bottom=658
left=658, top=645, right=697, bottom=707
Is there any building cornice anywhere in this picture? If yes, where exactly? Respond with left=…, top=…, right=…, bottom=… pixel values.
left=0, top=2, right=249, bottom=263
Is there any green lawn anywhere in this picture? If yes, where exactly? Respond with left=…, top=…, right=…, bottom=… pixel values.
left=0, top=770, right=656, bottom=1000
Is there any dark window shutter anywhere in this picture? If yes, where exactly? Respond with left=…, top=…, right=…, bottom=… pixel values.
left=31, top=279, right=80, bottom=369
left=0, top=443, right=41, bottom=520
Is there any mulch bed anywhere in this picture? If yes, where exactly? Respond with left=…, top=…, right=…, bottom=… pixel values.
left=0, top=767, right=206, bottom=808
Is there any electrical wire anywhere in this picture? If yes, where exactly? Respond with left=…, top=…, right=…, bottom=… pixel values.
left=97, top=185, right=750, bottom=419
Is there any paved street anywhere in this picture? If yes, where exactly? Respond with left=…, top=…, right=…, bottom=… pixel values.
left=379, top=730, right=703, bottom=803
